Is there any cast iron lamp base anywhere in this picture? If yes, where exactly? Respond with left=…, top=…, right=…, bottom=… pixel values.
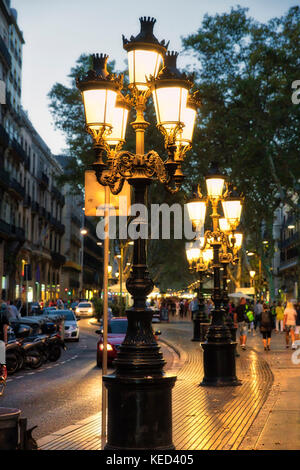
left=200, top=325, right=241, bottom=387
left=103, top=307, right=177, bottom=450
left=103, top=373, right=176, bottom=450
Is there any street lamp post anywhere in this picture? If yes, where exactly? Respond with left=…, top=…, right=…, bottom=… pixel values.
left=186, top=243, right=212, bottom=341
left=77, top=17, right=199, bottom=450
left=219, top=225, right=243, bottom=356
left=187, top=164, right=243, bottom=387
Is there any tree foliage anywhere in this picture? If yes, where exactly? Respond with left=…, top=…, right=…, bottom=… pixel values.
left=182, top=6, right=300, bottom=297
left=48, top=6, right=300, bottom=293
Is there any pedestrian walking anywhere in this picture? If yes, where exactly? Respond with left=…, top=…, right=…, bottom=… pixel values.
left=0, top=301, right=9, bottom=380
left=270, top=301, right=277, bottom=329
left=189, top=297, right=199, bottom=321
left=7, top=301, right=21, bottom=321
left=254, top=300, right=263, bottom=331
left=295, top=302, right=300, bottom=340
left=179, top=300, right=184, bottom=318
left=175, top=300, right=180, bottom=317
left=234, top=297, right=248, bottom=350
left=260, top=303, right=273, bottom=351
left=283, top=301, right=297, bottom=349
left=275, top=301, right=284, bottom=332
left=184, top=299, right=189, bottom=317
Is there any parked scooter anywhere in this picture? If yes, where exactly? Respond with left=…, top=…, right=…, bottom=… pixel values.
left=8, top=319, right=65, bottom=372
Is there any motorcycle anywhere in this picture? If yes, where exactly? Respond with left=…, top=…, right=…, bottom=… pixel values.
left=9, top=319, right=66, bottom=372
left=6, top=338, right=24, bottom=375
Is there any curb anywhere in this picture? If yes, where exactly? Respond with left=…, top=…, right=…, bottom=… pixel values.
left=37, top=412, right=102, bottom=449
left=159, top=337, right=188, bottom=370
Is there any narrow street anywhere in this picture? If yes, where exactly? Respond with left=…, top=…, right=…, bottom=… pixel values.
left=1, top=319, right=176, bottom=439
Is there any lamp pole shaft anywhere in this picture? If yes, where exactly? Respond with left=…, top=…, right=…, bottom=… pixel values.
left=200, top=201, right=240, bottom=387
left=101, top=186, right=109, bottom=443
left=103, top=95, right=176, bottom=450
left=192, top=271, right=209, bottom=342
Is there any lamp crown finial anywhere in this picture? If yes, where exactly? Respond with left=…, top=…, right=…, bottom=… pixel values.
left=123, top=16, right=168, bottom=51
left=92, top=53, right=109, bottom=78
left=164, top=50, right=179, bottom=69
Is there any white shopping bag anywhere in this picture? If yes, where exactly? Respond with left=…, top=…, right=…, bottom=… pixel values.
left=0, top=340, right=5, bottom=364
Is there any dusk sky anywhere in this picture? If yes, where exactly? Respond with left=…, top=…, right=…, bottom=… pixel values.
left=12, top=0, right=296, bottom=155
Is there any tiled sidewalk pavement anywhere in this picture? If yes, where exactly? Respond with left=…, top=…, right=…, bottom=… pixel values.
left=238, top=329, right=300, bottom=450
left=39, top=321, right=274, bottom=450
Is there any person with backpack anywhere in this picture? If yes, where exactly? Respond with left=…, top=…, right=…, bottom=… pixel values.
left=260, top=303, right=273, bottom=351
left=245, top=301, right=255, bottom=335
left=234, top=297, right=248, bottom=350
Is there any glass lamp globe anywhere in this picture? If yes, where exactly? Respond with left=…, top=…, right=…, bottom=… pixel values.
left=123, top=17, right=167, bottom=91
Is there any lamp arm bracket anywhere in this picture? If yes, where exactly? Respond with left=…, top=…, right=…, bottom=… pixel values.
left=223, top=181, right=229, bottom=199
left=157, top=122, right=184, bottom=148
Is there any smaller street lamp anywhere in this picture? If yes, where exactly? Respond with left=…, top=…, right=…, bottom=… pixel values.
left=186, top=242, right=212, bottom=342
left=249, top=270, right=256, bottom=289
left=186, top=163, right=243, bottom=387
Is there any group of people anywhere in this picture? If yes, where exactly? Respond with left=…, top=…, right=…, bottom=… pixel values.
left=158, top=297, right=215, bottom=322
left=232, top=298, right=300, bottom=351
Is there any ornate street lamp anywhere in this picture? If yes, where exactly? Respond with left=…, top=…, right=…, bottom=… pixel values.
left=77, top=17, right=198, bottom=450
left=186, top=242, right=212, bottom=341
left=186, top=163, right=243, bottom=387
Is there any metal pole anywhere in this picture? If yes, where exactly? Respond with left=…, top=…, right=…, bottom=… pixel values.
left=26, top=279, right=28, bottom=316
left=101, top=186, right=109, bottom=444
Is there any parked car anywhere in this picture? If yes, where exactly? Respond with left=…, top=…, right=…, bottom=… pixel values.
left=42, top=307, right=58, bottom=314
left=70, top=302, right=79, bottom=313
left=96, top=317, right=161, bottom=367
left=46, top=310, right=80, bottom=342
left=151, top=308, right=161, bottom=323
left=96, top=317, right=127, bottom=367
left=75, top=302, right=95, bottom=318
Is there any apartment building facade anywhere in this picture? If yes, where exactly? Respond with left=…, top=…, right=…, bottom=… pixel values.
left=0, top=2, right=103, bottom=304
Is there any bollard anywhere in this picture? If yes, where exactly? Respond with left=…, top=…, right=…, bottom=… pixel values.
left=0, top=407, right=21, bottom=450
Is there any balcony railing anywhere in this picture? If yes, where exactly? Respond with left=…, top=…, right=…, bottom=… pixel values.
left=51, top=251, right=66, bottom=268
left=0, top=218, right=11, bottom=237
left=39, top=172, right=49, bottom=187
left=71, top=233, right=82, bottom=247
left=9, top=178, right=25, bottom=199
left=279, top=232, right=299, bottom=250
left=39, top=206, right=46, bottom=219
left=31, top=201, right=39, bottom=213
left=10, top=138, right=27, bottom=164
left=0, top=124, right=9, bottom=147
left=0, top=167, right=10, bottom=188
left=0, top=35, right=11, bottom=68
left=23, top=195, right=31, bottom=208
left=51, top=186, right=65, bottom=205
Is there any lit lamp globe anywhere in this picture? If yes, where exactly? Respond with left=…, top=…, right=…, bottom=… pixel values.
left=202, top=248, right=214, bottom=266
left=219, top=217, right=230, bottom=233
left=249, top=270, right=256, bottom=279
left=229, top=232, right=243, bottom=251
left=123, top=17, right=168, bottom=91
left=175, top=95, right=200, bottom=156
left=76, top=54, right=122, bottom=142
left=104, top=94, right=131, bottom=147
left=149, top=51, right=192, bottom=139
left=186, top=198, right=206, bottom=232
left=222, top=186, right=243, bottom=231
left=185, top=243, right=200, bottom=268
left=205, top=163, right=226, bottom=200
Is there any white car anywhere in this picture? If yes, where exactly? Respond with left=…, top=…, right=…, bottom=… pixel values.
left=75, top=302, right=95, bottom=318
left=48, top=310, right=80, bottom=342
